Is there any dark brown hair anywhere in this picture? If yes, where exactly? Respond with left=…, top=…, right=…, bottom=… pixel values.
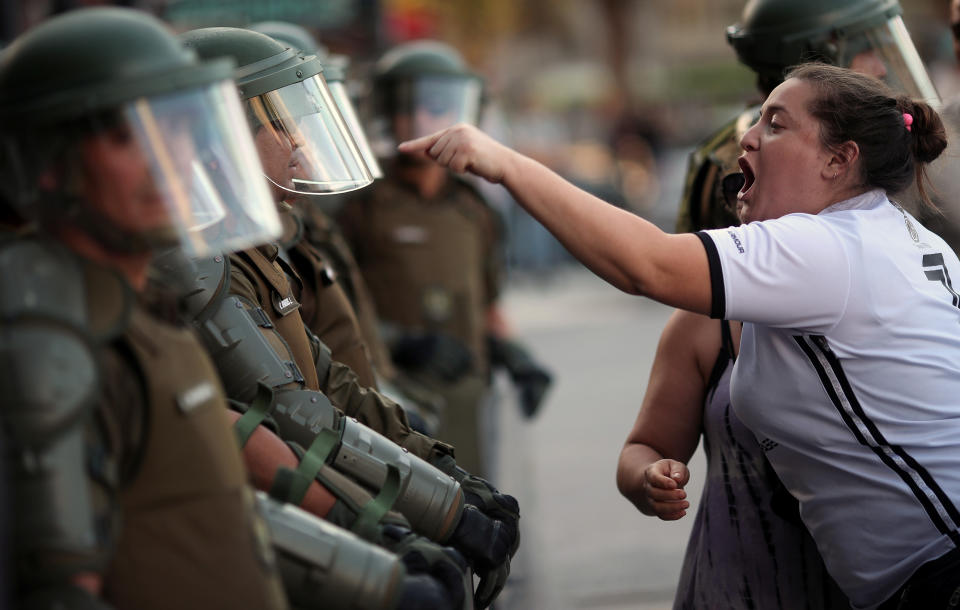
left=785, top=63, right=947, bottom=209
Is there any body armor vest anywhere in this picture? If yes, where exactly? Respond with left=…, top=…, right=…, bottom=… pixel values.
left=343, top=178, right=493, bottom=372
left=103, top=304, right=286, bottom=610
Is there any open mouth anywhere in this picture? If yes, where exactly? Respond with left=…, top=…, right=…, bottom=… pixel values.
left=738, top=157, right=756, bottom=199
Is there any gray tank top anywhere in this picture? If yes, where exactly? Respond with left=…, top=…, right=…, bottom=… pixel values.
left=673, top=320, right=847, bottom=609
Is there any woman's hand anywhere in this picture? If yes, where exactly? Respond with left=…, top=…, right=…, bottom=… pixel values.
left=642, top=459, right=690, bottom=521
left=398, top=123, right=512, bottom=184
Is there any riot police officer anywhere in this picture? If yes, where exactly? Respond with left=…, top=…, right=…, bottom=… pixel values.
left=165, top=27, right=519, bottom=608
left=247, top=20, right=446, bottom=435
left=338, top=40, right=553, bottom=480
left=0, top=8, right=289, bottom=608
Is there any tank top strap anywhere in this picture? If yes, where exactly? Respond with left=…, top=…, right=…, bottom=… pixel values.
left=720, top=318, right=736, bottom=363
left=706, top=320, right=735, bottom=394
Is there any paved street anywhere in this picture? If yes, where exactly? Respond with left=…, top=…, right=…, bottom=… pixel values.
left=488, top=267, right=706, bottom=610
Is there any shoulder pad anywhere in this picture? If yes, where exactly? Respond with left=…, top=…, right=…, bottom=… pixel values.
left=151, top=248, right=230, bottom=321
left=0, top=237, right=132, bottom=341
left=0, top=322, right=99, bottom=445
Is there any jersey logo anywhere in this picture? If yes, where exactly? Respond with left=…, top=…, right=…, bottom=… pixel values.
left=922, top=253, right=960, bottom=310
left=759, top=438, right=778, bottom=452
left=892, top=201, right=932, bottom=249
left=726, top=229, right=745, bottom=254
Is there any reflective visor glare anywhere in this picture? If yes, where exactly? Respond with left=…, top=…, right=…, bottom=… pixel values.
left=395, top=76, right=482, bottom=138
left=248, top=75, right=372, bottom=195
left=844, top=16, right=940, bottom=105
left=328, top=80, right=383, bottom=179
left=123, top=80, right=281, bottom=256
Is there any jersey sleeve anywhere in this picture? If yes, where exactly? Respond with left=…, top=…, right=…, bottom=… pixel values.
left=696, top=214, right=851, bottom=332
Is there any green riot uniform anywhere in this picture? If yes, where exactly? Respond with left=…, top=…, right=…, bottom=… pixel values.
left=227, top=243, right=447, bottom=460
left=105, top=285, right=286, bottom=610
left=298, top=204, right=398, bottom=381
left=279, top=205, right=378, bottom=388
left=177, top=27, right=520, bottom=608
left=297, top=202, right=446, bottom=436
left=1, top=236, right=287, bottom=609
left=338, top=177, right=501, bottom=374
left=338, top=175, right=503, bottom=475
left=0, top=8, right=292, bottom=607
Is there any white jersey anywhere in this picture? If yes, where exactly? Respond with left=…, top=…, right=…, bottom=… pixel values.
left=699, top=189, right=960, bottom=609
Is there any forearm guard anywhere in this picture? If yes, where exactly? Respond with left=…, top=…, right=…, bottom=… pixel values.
left=238, top=387, right=463, bottom=542
left=256, top=491, right=404, bottom=609
left=155, top=250, right=464, bottom=541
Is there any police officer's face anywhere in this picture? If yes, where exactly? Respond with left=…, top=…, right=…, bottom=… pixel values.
left=254, top=121, right=300, bottom=201
left=737, top=78, right=834, bottom=222
left=80, top=125, right=170, bottom=232
left=393, top=96, right=460, bottom=141
left=849, top=50, right=887, bottom=81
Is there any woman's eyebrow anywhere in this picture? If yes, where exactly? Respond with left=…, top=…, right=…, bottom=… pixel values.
left=760, top=104, right=791, bottom=120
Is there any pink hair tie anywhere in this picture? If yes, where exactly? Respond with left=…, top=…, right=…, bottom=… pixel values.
left=903, top=112, right=913, bottom=132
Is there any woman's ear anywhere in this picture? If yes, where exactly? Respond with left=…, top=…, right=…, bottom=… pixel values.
left=822, top=140, right=860, bottom=181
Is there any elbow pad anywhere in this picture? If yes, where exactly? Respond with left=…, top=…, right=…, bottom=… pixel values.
left=153, top=250, right=307, bottom=403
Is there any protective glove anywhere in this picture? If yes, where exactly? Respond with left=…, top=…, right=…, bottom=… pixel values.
left=392, top=332, right=474, bottom=381
left=487, top=335, right=553, bottom=418
left=447, top=505, right=513, bottom=608
left=381, top=524, right=470, bottom=610
left=512, top=364, right=552, bottom=418
left=396, top=574, right=462, bottom=610
left=431, top=455, right=521, bottom=608
left=432, top=456, right=521, bottom=556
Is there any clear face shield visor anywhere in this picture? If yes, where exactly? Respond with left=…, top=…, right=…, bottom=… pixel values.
left=327, top=79, right=383, bottom=180
left=390, top=76, right=483, bottom=142
left=246, top=74, right=373, bottom=196
left=835, top=15, right=940, bottom=105
left=67, top=80, right=280, bottom=256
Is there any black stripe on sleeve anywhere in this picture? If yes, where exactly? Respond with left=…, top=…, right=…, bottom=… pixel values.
left=696, top=231, right=726, bottom=319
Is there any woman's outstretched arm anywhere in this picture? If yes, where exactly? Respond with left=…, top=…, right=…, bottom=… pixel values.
left=399, top=124, right=713, bottom=315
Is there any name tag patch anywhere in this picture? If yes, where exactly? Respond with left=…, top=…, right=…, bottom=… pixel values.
left=177, top=381, right=216, bottom=414
left=393, top=225, right=429, bottom=245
